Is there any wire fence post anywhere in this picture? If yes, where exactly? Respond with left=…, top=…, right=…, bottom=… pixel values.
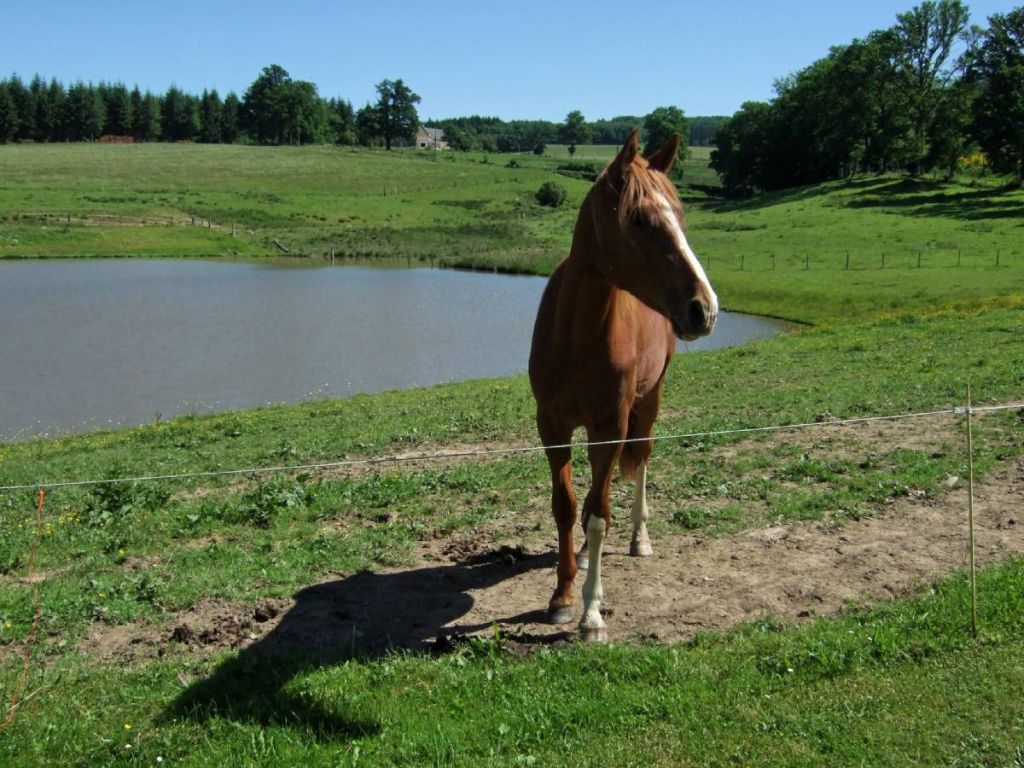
left=966, top=382, right=978, bottom=639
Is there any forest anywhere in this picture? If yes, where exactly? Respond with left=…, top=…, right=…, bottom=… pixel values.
left=711, top=1, right=1024, bottom=192
left=0, top=64, right=722, bottom=152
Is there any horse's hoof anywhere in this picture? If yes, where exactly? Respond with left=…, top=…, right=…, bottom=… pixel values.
left=629, top=540, right=654, bottom=557
left=576, top=552, right=589, bottom=570
left=578, top=624, right=609, bottom=643
left=547, top=605, right=575, bottom=625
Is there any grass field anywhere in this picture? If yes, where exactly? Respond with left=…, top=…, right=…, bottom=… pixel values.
left=1, top=143, right=1024, bottom=766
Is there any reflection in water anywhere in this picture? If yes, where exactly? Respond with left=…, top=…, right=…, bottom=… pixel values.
left=0, top=260, right=795, bottom=440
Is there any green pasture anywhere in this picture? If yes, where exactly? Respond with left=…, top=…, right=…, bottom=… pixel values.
left=1, top=142, right=1024, bottom=765
left=3, top=143, right=1022, bottom=321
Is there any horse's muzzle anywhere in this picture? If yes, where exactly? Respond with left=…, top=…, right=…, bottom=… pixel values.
left=672, top=297, right=717, bottom=341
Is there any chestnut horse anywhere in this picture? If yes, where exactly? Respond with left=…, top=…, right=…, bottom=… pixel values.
left=528, top=129, right=717, bottom=641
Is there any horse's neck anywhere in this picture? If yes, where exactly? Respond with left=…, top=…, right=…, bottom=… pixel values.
left=560, top=199, right=629, bottom=338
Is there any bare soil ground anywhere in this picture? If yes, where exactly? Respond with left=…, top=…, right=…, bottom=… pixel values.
left=83, top=428, right=1024, bottom=665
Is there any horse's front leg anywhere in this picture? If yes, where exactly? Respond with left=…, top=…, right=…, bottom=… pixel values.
left=579, top=435, right=623, bottom=642
left=539, top=415, right=578, bottom=625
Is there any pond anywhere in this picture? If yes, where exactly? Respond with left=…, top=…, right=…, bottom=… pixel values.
left=0, top=260, right=796, bottom=441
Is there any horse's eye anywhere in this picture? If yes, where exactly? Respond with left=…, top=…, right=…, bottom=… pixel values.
left=629, top=209, right=648, bottom=228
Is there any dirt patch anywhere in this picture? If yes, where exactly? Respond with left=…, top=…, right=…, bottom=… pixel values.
left=82, top=451, right=1024, bottom=665
left=83, top=596, right=292, bottom=665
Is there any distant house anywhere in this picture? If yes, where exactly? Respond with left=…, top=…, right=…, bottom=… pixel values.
left=416, top=126, right=449, bottom=150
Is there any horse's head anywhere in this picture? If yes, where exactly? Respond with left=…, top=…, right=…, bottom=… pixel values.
left=589, top=129, right=718, bottom=340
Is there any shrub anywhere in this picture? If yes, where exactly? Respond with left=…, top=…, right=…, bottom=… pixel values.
left=535, top=181, right=567, bottom=208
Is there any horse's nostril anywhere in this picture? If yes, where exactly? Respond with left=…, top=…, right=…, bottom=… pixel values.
left=687, top=299, right=707, bottom=330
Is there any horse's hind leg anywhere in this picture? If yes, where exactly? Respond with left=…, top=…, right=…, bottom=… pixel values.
left=538, top=412, right=578, bottom=625
left=630, top=463, right=653, bottom=557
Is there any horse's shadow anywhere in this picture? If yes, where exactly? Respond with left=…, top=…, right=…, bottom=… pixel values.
left=164, top=546, right=558, bottom=739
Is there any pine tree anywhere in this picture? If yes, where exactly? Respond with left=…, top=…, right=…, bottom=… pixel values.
left=0, top=84, right=18, bottom=143
left=221, top=93, right=241, bottom=143
left=133, top=90, right=161, bottom=141
left=6, top=75, right=35, bottom=141
left=199, top=89, right=223, bottom=143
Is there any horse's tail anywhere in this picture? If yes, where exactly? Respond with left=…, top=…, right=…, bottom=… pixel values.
left=618, top=446, right=643, bottom=482
left=617, top=414, right=652, bottom=482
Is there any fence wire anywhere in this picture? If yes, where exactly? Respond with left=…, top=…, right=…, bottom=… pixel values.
left=1, top=401, right=1021, bottom=494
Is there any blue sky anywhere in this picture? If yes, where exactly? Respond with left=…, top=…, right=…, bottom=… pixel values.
left=3, top=0, right=1019, bottom=121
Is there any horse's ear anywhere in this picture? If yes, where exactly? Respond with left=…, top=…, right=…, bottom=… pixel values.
left=609, top=128, right=640, bottom=182
left=646, top=133, right=681, bottom=174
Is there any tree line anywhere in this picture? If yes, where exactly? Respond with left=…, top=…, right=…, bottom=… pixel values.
left=433, top=113, right=726, bottom=153
left=0, top=63, right=724, bottom=154
left=711, top=2, right=1024, bottom=193
left=0, top=65, right=356, bottom=145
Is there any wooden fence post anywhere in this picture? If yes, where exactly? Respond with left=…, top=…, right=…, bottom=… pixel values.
left=966, top=382, right=978, bottom=638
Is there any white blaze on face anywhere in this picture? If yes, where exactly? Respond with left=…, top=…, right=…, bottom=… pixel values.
left=654, top=190, right=719, bottom=317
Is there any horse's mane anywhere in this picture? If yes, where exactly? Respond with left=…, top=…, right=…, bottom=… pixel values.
left=599, top=157, right=685, bottom=231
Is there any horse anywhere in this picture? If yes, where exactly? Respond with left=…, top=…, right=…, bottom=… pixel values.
left=528, top=128, right=718, bottom=641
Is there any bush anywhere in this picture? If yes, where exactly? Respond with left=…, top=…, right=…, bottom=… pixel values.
left=535, top=181, right=567, bottom=208
left=554, top=161, right=599, bottom=182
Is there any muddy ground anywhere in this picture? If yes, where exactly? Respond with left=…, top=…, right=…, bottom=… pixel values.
left=83, top=414, right=1024, bottom=665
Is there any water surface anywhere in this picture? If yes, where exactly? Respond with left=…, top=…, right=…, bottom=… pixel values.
left=0, top=260, right=795, bottom=440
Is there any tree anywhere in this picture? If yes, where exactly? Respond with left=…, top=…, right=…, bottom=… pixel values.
left=0, top=84, right=17, bottom=143
left=199, top=89, right=223, bottom=143
left=710, top=101, right=778, bottom=194
left=6, top=75, right=35, bottom=142
left=279, top=79, right=327, bottom=144
left=561, top=109, right=591, bottom=145
left=239, top=65, right=326, bottom=145
left=355, top=103, right=380, bottom=146
left=438, top=121, right=475, bottom=151
left=890, top=0, right=971, bottom=173
left=63, top=81, right=105, bottom=141
left=162, top=85, right=199, bottom=141
left=45, top=78, right=66, bottom=141
left=689, top=116, right=728, bottom=146
left=590, top=116, right=642, bottom=144
left=102, top=82, right=133, bottom=136
left=30, top=75, right=58, bottom=142
left=373, top=78, right=420, bottom=149
left=643, top=106, right=690, bottom=177
left=242, top=64, right=291, bottom=144
left=133, top=90, right=162, bottom=141
left=969, top=7, right=1024, bottom=182
left=221, top=93, right=241, bottom=143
